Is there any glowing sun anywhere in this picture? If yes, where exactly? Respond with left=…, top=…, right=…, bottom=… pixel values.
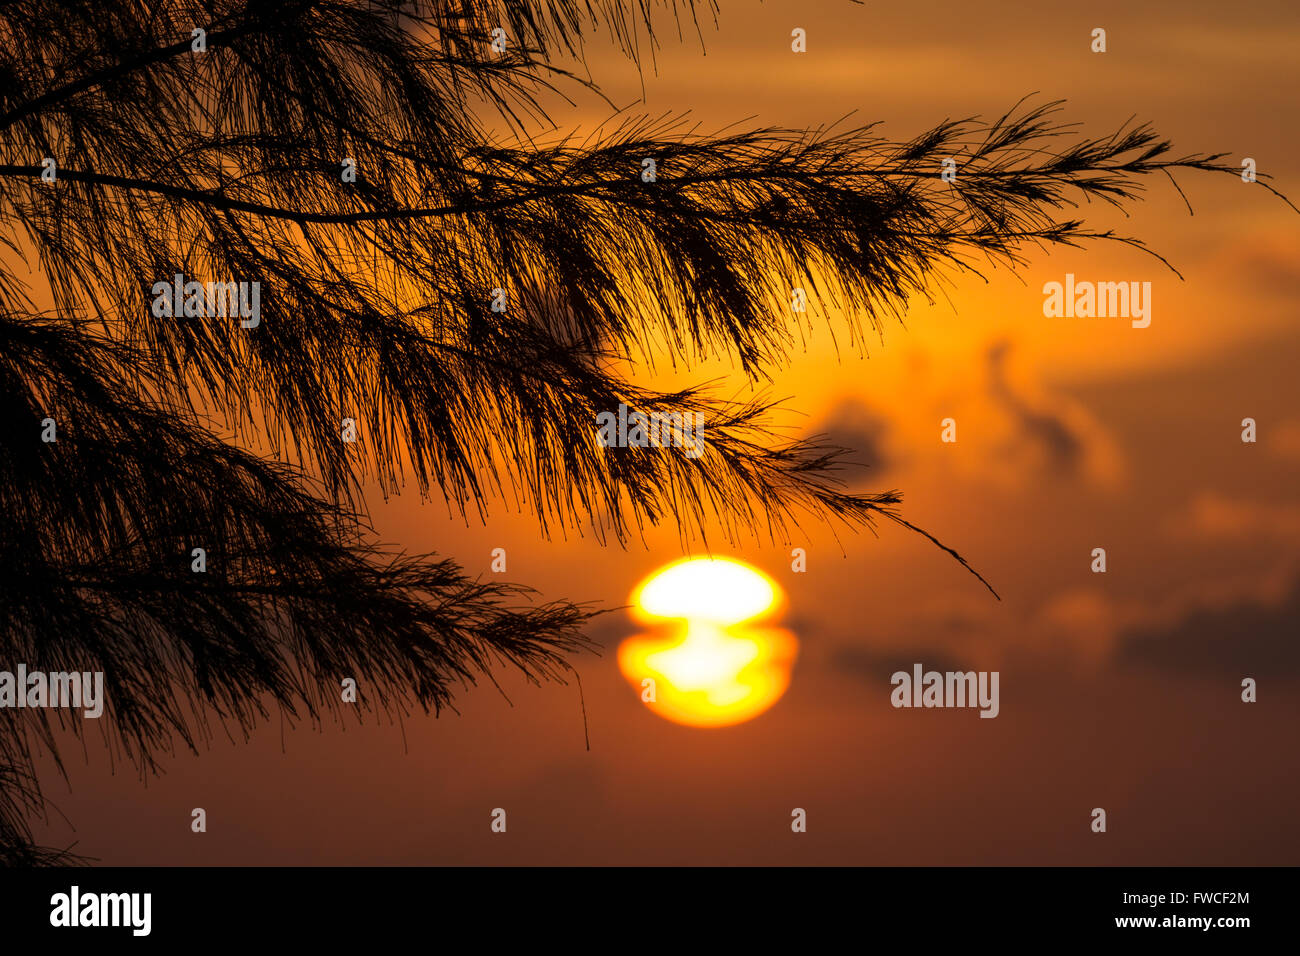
left=617, top=557, right=798, bottom=727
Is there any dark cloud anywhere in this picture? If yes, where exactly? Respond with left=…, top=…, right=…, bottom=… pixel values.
left=810, top=398, right=894, bottom=478
left=826, top=644, right=974, bottom=684
left=987, top=339, right=1084, bottom=477
left=1118, top=578, right=1300, bottom=677
left=579, top=609, right=631, bottom=650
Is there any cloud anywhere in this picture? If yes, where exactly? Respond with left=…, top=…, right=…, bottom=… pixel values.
left=1034, top=588, right=1126, bottom=666
left=581, top=610, right=630, bottom=650
left=1172, top=492, right=1300, bottom=543
left=810, top=397, right=896, bottom=479
left=1014, top=533, right=1300, bottom=673
left=986, top=340, right=1084, bottom=478
left=973, top=338, right=1127, bottom=488
left=1269, top=419, right=1300, bottom=463
left=827, top=645, right=974, bottom=684
left=1117, top=576, right=1300, bottom=678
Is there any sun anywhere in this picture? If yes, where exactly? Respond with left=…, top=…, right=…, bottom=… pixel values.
left=617, top=557, right=798, bottom=728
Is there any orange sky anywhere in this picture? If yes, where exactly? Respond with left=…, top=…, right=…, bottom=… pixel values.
left=32, top=0, right=1299, bottom=864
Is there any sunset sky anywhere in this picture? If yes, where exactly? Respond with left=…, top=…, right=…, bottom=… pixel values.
left=31, top=0, right=1299, bottom=864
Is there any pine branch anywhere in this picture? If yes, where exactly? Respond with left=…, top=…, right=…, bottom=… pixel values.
left=1, top=312, right=597, bottom=860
